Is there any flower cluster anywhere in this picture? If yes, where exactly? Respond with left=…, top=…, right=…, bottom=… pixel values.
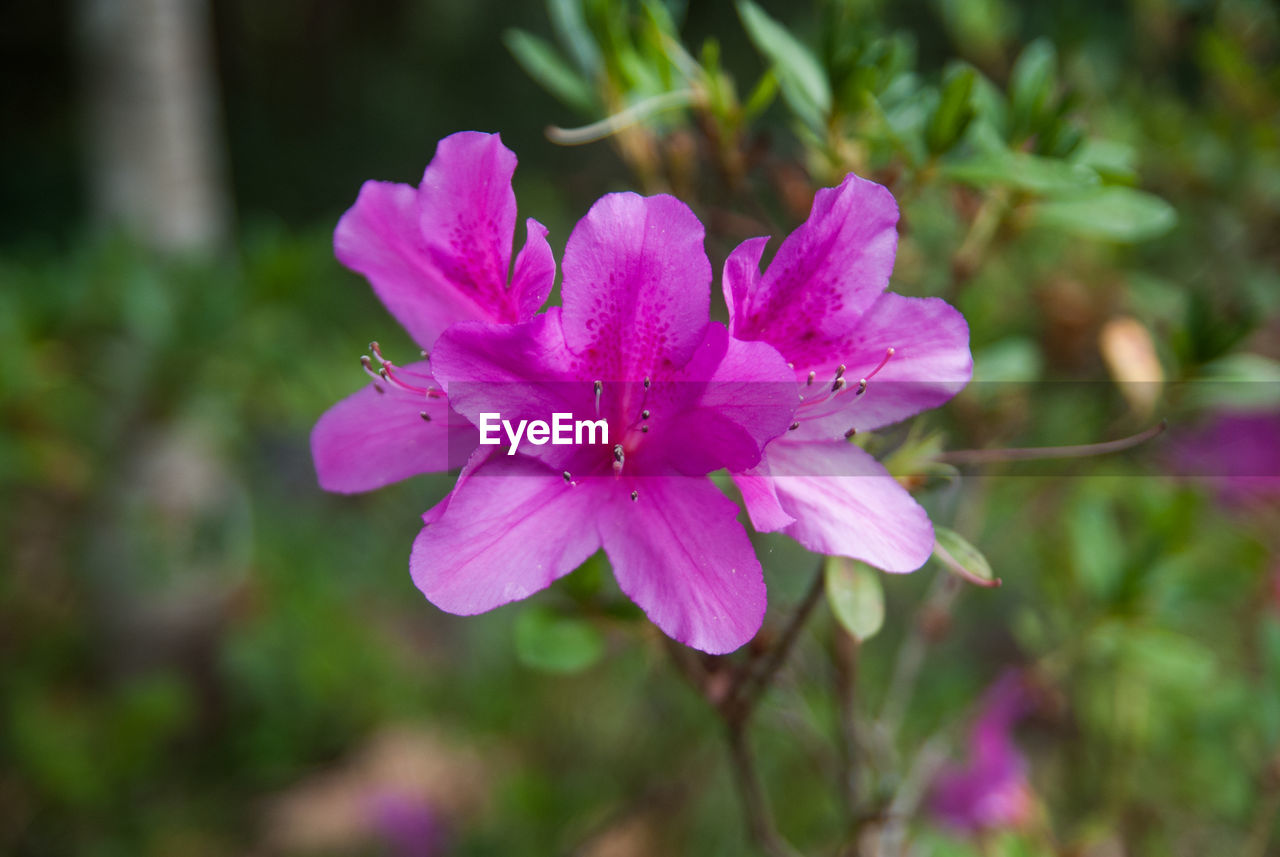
left=312, top=132, right=971, bottom=654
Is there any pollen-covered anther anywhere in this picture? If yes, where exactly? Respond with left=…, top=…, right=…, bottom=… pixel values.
left=844, top=427, right=857, bottom=439
left=613, top=443, right=625, bottom=475
left=856, top=379, right=868, bottom=395
left=365, top=341, right=437, bottom=397
left=419, top=411, right=431, bottom=422
left=788, top=422, right=800, bottom=431
left=563, top=471, right=574, bottom=485
left=834, top=364, right=846, bottom=381
left=640, top=425, right=649, bottom=433
left=832, top=377, right=847, bottom=393
left=630, top=490, right=639, bottom=502
left=806, top=370, right=816, bottom=386
left=643, top=377, right=651, bottom=391
left=641, top=409, right=650, bottom=420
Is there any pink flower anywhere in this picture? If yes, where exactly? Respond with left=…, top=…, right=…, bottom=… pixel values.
left=1171, top=410, right=1280, bottom=506
left=421, top=193, right=796, bottom=654
left=929, top=672, right=1037, bottom=834
left=311, top=131, right=554, bottom=493
left=722, top=174, right=973, bottom=571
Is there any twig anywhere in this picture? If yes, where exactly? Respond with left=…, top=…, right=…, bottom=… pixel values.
left=726, top=720, right=805, bottom=857
left=936, top=420, right=1166, bottom=466
left=730, top=562, right=827, bottom=717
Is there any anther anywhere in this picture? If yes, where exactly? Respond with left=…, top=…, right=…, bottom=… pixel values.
left=613, top=444, right=625, bottom=463
left=786, top=362, right=794, bottom=369
left=641, top=409, right=650, bottom=419
left=834, top=364, right=846, bottom=380
left=631, top=490, right=639, bottom=502
left=844, top=427, right=857, bottom=439
left=419, top=411, right=431, bottom=422
left=806, top=370, right=815, bottom=386
left=856, top=379, right=868, bottom=395
left=640, top=425, right=649, bottom=433
left=643, top=377, right=651, bottom=390
left=420, top=350, right=430, bottom=359
left=563, top=471, right=573, bottom=484
left=789, top=422, right=800, bottom=431
left=594, top=379, right=603, bottom=415
left=831, top=377, right=847, bottom=393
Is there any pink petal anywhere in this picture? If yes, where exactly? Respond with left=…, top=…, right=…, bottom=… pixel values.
left=333, top=132, right=551, bottom=350
left=730, top=174, right=899, bottom=368
left=791, top=293, right=972, bottom=440
left=732, top=471, right=797, bottom=531
left=754, top=439, right=935, bottom=572
left=649, top=323, right=798, bottom=474
left=311, top=361, right=474, bottom=493
left=410, top=455, right=603, bottom=614
left=560, top=193, right=711, bottom=378
left=509, top=217, right=556, bottom=319
left=599, top=476, right=767, bottom=654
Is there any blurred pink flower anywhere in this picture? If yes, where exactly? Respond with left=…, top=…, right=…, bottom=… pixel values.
left=723, top=174, right=972, bottom=572
left=1172, top=410, right=1280, bottom=506
left=367, top=790, right=448, bottom=857
left=929, top=672, right=1037, bottom=834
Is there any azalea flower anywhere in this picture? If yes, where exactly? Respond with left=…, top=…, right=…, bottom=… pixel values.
left=421, top=192, right=797, bottom=654
left=311, top=131, right=555, bottom=493
left=722, top=173, right=973, bottom=571
left=929, top=672, right=1038, bottom=833
left=1171, top=409, right=1280, bottom=506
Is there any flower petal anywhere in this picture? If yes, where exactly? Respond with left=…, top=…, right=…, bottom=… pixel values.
left=791, top=293, right=972, bottom=439
left=311, top=361, right=474, bottom=493
left=730, top=174, right=899, bottom=368
left=410, top=455, right=603, bottom=614
left=430, top=310, right=592, bottom=469
left=599, top=476, right=766, bottom=654
left=731, top=470, right=797, bottom=532
left=757, top=439, right=935, bottom=572
left=509, top=217, right=556, bottom=319
left=560, top=192, right=711, bottom=378
left=334, top=132, right=545, bottom=350
left=649, top=323, right=798, bottom=474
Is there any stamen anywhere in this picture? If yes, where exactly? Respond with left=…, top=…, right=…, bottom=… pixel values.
left=789, top=422, right=800, bottom=431
left=806, top=371, right=815, bottom=386
left=844, top=427, right=857, bottom=439
left=856, top=379, right=868, bottom=396
left=419, top=411, right=431, bottom=422
left=366, top=342, right=437, bottom=396
left=643, top=377, right=651, bottom=390
left=593, top=379, right=603, bottom=416
left=834, top=364, right=846, bottom=381
left=831, top=377, right=847, bottom=393
left=865, top=347, right=894, bottom=381
left=641, top=409, right=650, bottom=420
left=613, top=444, right=625, bottom=475
left=640, top=426, right=649, bottom=433
left=563, top=471, right=574, bottom=485
left=631, top=490, right=639, bottom=502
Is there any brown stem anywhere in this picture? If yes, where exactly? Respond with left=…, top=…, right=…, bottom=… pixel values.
left=730, top=563, right=827, bottom=718
left=726, top=720, right=804, bottom=857
left=833, top=631, right=861, bottom=821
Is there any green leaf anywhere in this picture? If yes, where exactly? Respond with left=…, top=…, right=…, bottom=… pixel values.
left=548, top=0, right=601, bottom=75
left=514, top=606, right=605, bottom=674
left=943, top=123, right=1099, bottom=195
left=1031, top=186, right=1177, bottom=243
left=504, top=29, right=597, bottom=114
left=736, top=1, right=831, bottom=131
left=933, top=527, right=1000, bottom=587
left=825, top=557, right=885, bottom=642
left=1073, top=138, right=1138, bottom=184
left=926, top=64, right=976, bottom=154
left=1190, top=353, right=1280, bottom=411
left=1009, top=38, right=1056, bottom=138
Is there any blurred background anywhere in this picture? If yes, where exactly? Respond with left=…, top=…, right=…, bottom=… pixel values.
left=2, top=0, right=1279, bottom=855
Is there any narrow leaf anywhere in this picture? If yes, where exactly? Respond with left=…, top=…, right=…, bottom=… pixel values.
left=504, top=29, right=597, bottom=114
left=933, top=527, right=1000, bottom=587
left=736, top=1, right=831, bottom=130
left=1032, top=186, right=1177, bottom=243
